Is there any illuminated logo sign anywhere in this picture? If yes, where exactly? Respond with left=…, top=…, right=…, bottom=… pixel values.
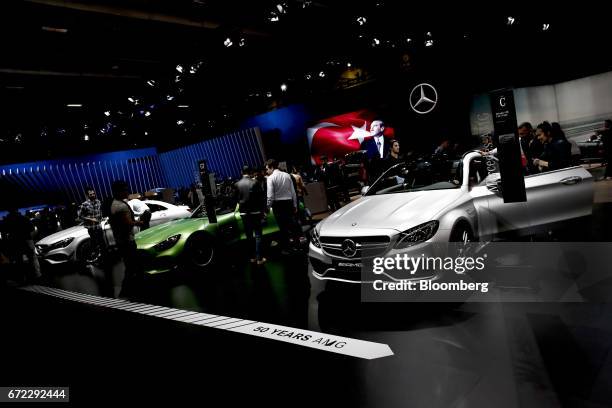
left=409, top=83, right=438, bottom=114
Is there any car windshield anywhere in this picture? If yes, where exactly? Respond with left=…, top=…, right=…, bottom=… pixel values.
left=365, top=158, right=463, bottom=196
left=190, top=204, right=234, bottom=219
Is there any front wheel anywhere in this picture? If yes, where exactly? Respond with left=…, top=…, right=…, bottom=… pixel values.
left=184, top=233, right=216, bottom=271
left=449, top=223, right=476, bottom=257
left=76, top=239, right=102, bottom=264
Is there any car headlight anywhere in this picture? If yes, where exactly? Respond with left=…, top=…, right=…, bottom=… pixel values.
left=153, top=234, right=181, bottom=252
left=394, top=221, right=439, bottom=249
left=311, top=224, right=322, bottom=248
left=48, top=237, right=74, bottom=251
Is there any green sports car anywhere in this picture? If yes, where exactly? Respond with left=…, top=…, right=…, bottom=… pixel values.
left=135, top=204, right=283, bottom=274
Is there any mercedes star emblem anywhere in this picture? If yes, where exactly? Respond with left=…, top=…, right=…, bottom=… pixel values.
left=341, top=239, right=357, bottom=258
left=409, top=83, right=438, bottom=114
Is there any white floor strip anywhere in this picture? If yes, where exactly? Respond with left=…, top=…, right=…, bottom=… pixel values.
left=20, top=285, right=394, bottom=360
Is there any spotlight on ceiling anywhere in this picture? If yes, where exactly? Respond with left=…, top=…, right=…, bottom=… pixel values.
left=104, top=111, right=111, bottom=117
left=146, top=79, right=156, bottom=87
left=425, top=39, right=434, bottom=47
left=347, top=62, right=352, bottom=68
left=176, top=64, right=184, bottom=73
left=175, top=75, right=182, bottom=83
left=305, top=73, right=312, bottom=80
left=269, top=12, right=280, bottom=22
left=266, top=91, right=273, bottom=98
left=127, top=97, right=136, bottom=103
left=507, top=16, right=516, bottom=25
left=356, top=16, right=367, bottom=25
left=120, top=130, right=127, bottom=136
left=144, top=131, right=148, bottom=136
left=83, top=134, right=89, bottom=141
left=189, top=65, right=197, bottom=74
left=372, top=38, right=380, bottom=46
left=276, top=3, right=288, bottom=14
left=542, top=23, right=550, bottom=31
left=280, top=83, right=287, bottom=92
left=318, top=71, right=326, bottom=78
left=166, top=94, right=175, bottom=101
left=144, top=111, right=151, bottom=117
left=176, top=120, right=185, bottom=126
left=224, top=37, right=233, bottom=47
left=239, top=38, right=246, bottom=47
left=406, top=37, right=412, bottom=43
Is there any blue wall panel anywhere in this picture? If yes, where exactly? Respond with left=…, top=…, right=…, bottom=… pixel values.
left=1, top=128, right=264, bottom=209
left=0, top=147, right=163, bottom=208
left=158, top=127, right=264, bottom=189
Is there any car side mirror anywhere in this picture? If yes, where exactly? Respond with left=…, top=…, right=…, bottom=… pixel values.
left=361, top=186, right=369, bottom=195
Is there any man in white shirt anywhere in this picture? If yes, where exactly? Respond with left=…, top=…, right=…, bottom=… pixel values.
left=265, top=159, right=298, bottom=252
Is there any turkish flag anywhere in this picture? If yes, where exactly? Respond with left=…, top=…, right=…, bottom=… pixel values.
left=307, top=110, right=395, bottom=165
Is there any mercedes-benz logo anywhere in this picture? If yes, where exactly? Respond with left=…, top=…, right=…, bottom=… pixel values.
left=341, top=239, right=357, bottom=258
left=409, top=83, right=438, bottom=114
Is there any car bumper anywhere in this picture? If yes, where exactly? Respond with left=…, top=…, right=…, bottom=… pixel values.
left=137, top=249, right=179, bottom=274
left=35, top=247, right=74, bottom=265
left=309, top=230, right=453, bottom=283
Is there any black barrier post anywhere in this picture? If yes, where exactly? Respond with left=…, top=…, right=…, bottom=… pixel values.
left=198, top=160, right=217, bottom=223
left=489, top=89, right=527, bottom=203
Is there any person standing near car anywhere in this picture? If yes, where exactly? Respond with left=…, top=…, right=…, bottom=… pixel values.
left=265, top=159, right=298, bottom=254
left=235, top=166, right=266, bottom=265
left=78, top=187, right=105, bottom=262
left=2, top=206, right=41, bottom=283
left=109, top=180, right=144, bottom=298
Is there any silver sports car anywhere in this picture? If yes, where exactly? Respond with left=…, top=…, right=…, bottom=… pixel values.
left=309, top=151, right=594, bottom=282
left=35, top=199, right=191, bottom=265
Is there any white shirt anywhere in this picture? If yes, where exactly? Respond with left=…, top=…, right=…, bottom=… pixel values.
left=128, top=199, right=150, bottom=216
left=374, top=135, right=385, bottom=158
left=266, top=169, right=297, bottom=208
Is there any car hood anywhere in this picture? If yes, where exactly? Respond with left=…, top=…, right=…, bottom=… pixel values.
left=136, top=217, right=207, bottom=246
left=36, top=225, right=88, bottom=245
left=320, top=189, right=463, bottom=235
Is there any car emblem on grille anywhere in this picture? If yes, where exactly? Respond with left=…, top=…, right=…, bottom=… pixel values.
left=342, top=239, right=357, bottom=258
left=351, top=222, right=357, bottom=226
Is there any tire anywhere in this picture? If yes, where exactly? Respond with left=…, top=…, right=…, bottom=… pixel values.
left=449, top=222, right=476, bottom=257
left=184, top=233, right=216, bottom=271
left=76, top=238, right=101, bottom=264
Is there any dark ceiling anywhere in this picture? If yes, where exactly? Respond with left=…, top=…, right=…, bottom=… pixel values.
left=1, top=0, right=611, bottom=163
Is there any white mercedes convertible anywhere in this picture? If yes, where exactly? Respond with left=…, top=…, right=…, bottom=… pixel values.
left=309, top=151, right=594, bottom=282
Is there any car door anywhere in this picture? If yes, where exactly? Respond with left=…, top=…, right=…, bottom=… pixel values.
left=523, top=166, right=593, bottom=231
left=480, top=158, right=532, bottom=237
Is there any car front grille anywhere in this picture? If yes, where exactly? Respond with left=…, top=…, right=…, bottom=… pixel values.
left=320, top=236, right=390, bottom=259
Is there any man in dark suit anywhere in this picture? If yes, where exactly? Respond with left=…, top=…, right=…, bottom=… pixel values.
left=361, top=120, right=391, bottom=160
left=360, top=120, right=391, bottom=183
